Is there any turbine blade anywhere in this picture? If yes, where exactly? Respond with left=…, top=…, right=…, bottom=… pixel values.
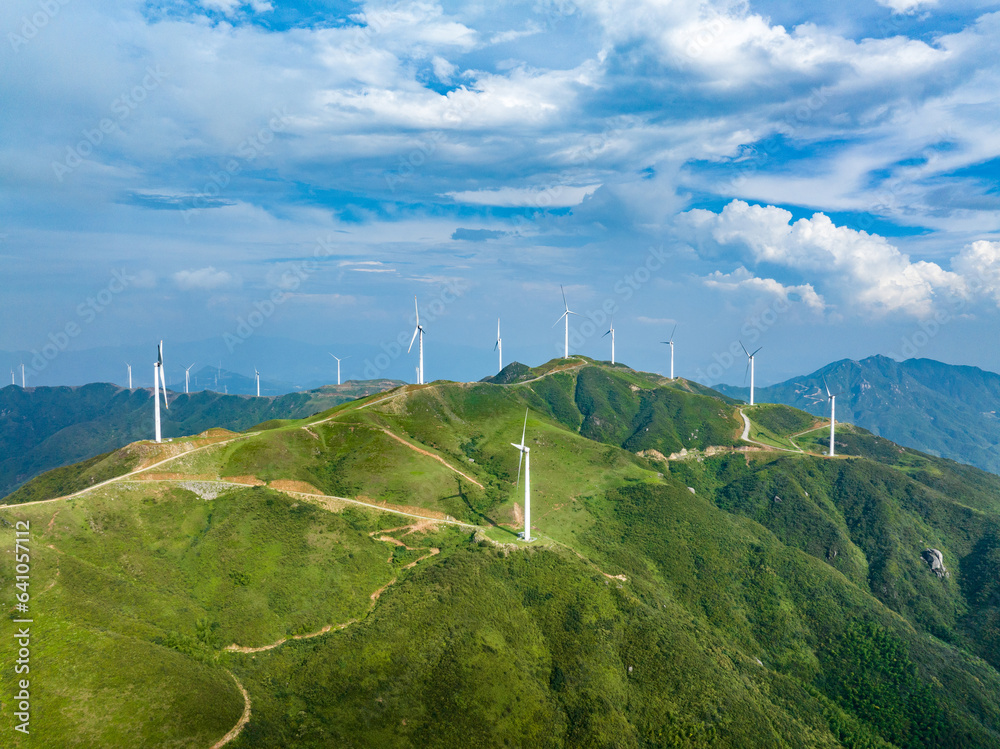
left=752, top=346, right=763, bottom=356
left=743, top=361, right=750, bottom=385
left=414, top=295, right=420, bottom=326
left=602, top=330, right=610, bottom=338
left=521, top=408, right=528, bottom=446
left=669, top=324, right=677, bottom=343
left=824, top=379, right=831, bottom=398
left=552, top=311, right=568, bottom=327
left=494, top=340, right=499, bottom=351
left=561, top=285, right=568, bottom=310
left=160, top=365, right=169, bottom=410
left=515, top=448, right=524, bottom=488
left=407, top=326, right=419, bottom=353
left=739, top=340, right=749, bottom=357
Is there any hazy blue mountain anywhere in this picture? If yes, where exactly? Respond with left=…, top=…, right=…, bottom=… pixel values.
left=714, top=355, right=1000, bottom=473
left=0, top=379, right=401, bottom=498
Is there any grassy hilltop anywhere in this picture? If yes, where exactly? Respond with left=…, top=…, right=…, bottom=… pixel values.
left=2, top=357, right=1000, bottom=748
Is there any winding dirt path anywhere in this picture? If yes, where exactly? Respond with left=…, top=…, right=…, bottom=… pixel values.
left=210, top=670, right=252, bottom=749
left=377, top=428, right=484, bottom=489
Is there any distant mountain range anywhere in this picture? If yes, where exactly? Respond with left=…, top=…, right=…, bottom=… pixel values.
left=714, top=355, right=1000, bottom=474
left=0, top=379, right=401, bottom=498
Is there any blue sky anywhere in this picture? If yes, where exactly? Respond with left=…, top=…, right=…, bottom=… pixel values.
left=3, top=0, right=1000, bottom=388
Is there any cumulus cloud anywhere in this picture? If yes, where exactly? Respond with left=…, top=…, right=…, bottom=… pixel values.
left=680, top=200, right=965, bottom=317
left=701, top=266, right=826, bottom=311
left=953, top=240, right=1000, bottom=304
left=173, top=267, right=238, bottom=290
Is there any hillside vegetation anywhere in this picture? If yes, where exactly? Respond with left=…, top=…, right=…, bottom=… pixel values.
left=0, top=379, right=401, bottom=498
left=716, top=355, right=1000, bottom=474
left=2, top=357, right=999, bottom=748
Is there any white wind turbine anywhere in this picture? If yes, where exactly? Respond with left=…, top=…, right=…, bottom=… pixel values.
left=661, top=324, right=677, bottom=379
left=184, top=363, right=196, bottom=394
left=329, top=353, right=350, bottom=386
left=825, top=381, right=843, bottom=457
left=603, top=315, right=615, bottom=364
left=20, top=363, right=25, bottom=388
left=511, top=409, right=532, bottom=542
left=153, top=341, right=169, bottom=443
left=552, top=285, right=579, bottom=359
left=408, top=295, right=425, bottom=385
left=740, top=341, right=763, bottom=406
left=10, top=368, right=13, bottom=386
left=494, top=318, right=503, bottom=373
left=125, top=362, right=132, bottom=389
left=254, top=367, right=261, bottom=397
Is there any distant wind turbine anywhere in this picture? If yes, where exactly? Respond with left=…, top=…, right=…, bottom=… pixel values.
left=254, top=367, right=260, bottom=397
left=153, top=341, right=168, bottom=443
left=10, top=368, right=14, bottom=386
left=494, top=318, right=503, bottom=373
left=552, top=285, right=579, bottom=359
left=20, top=363, right=25, bottom=388
left=603, top=315, right=615, bottom=364
left=511, top=409, right=533, bottom=542
left=740, top=342, right=762, bottom=406
left=125, top=362, right=132, bottom=389
left=660, top=324, right=677, bottom=379
left=408, top=295, right=424, bottom=385
left=329, top=353, right=350, bottom=386
left=184, top=363, right=196, bottom=394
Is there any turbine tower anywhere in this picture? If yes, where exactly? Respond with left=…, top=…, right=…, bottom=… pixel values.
left=408, top=296, right=424, bottom=385
left=20, top=363, right=25, bottom=388
left=552, top=285, right=579, bottom=359
left=511, top=409, right=532, bottom=542
left=740, top=342, right=762, bottom=406
left=153, top=341, right=169, bottom=443
left=825, top=381, right=842, bottom=457
left=494, top=318, right=503, bottom=373
left=10, top=368, right=14, bottom=386
left=603, top=315, right=615, bottom=364
left=660, top=324, right=677, bottom=379
left=254, top=367, right=260, bottom=397
left=184, top=363, right=195, bottom=394
left=329, top=353, right=350, bottom=386
left=125, top=362, right=132, bottom=389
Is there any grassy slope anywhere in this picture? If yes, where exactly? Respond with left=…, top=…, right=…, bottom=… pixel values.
left=0, top=380, right=401, bottom=498
left=1, top=360, right=999, bottom=747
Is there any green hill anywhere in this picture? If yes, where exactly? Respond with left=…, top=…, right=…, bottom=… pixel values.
left=715, top=356, right=1000, bottom=475
left=2, top=357, right=1000, bottom=747
left=0, top=379, right=402, bottom=499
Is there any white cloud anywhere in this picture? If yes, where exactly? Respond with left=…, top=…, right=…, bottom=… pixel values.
left=953, top=240, right=1000, bottom=304
left=701, top=266, right=826, bottom=311
left=173, top=266, right=238, bottom=290
left=681, top=200, right=964, bottom=317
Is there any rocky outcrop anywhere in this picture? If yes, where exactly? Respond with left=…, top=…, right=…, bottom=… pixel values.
left=921, top=548, right=949, bottom=579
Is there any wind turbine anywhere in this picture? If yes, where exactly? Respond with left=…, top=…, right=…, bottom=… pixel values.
left=10, top=368, right=13, bottom=386
left=254, top=367, right=260, bottom=397
left=125, top=362, right=132, bottom=389
left=825, top=381, right=842, bottom=457
left=552, top=285, right=579, bottom=359
left=20, top=363, right=25, bottom=388
left=329, top=353, right=350, bottom=386
left=184, top=363, right=195, bottom=394
left=153, top=341, right=168, bottom=443
left=661, top=324, right=677, bottom=379
left=494, top=318, right=503, bottom=373
left=511, top=409, right=532, bottom=542
left=603, top=315, right=615, bottom=364
left=408, top=295, right=424, bottom=385
left=740, top=342, right=762, bottom=406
